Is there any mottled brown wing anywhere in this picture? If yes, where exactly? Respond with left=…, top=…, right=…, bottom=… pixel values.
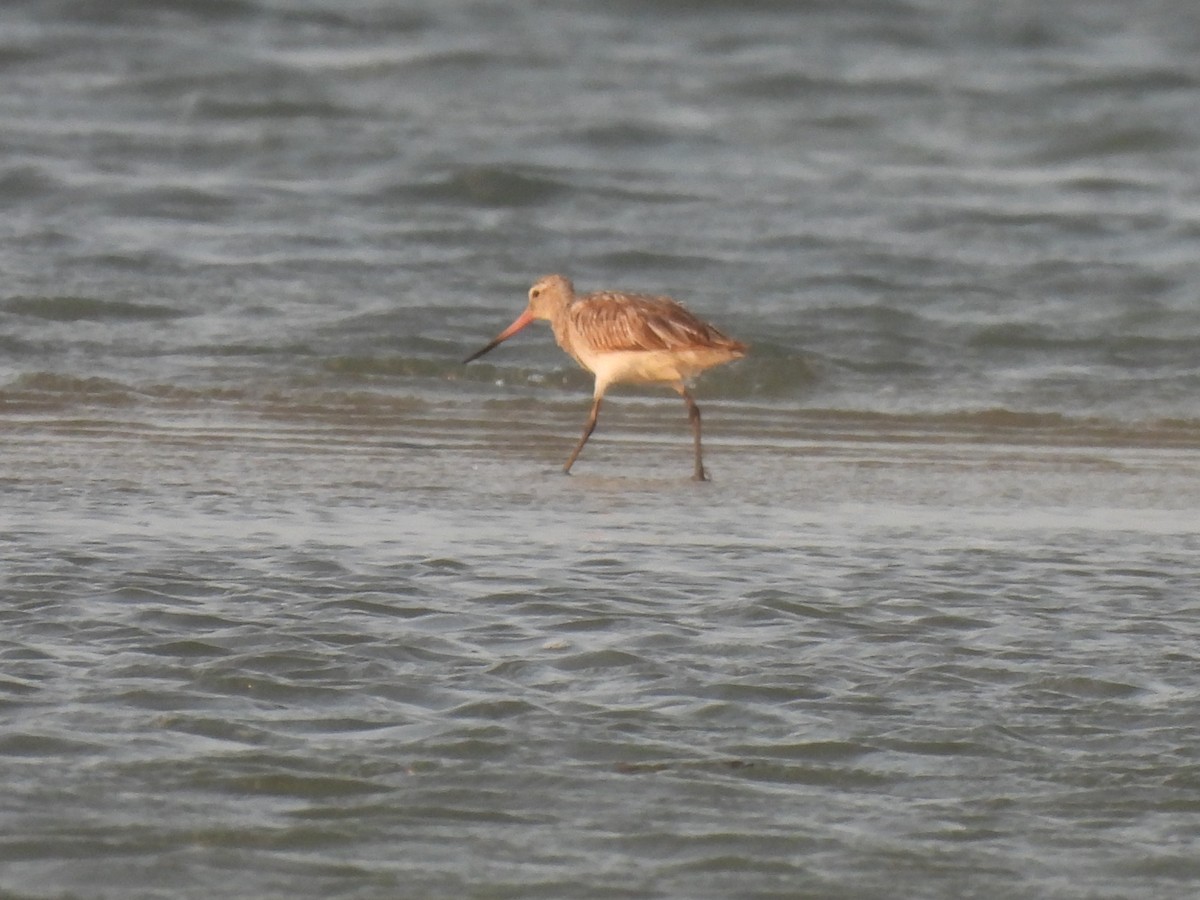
left=570, top=291, right=743, bottom=353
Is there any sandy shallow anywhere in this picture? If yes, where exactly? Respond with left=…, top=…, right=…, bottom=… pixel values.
left=3, top=395, right=1199, bottom=899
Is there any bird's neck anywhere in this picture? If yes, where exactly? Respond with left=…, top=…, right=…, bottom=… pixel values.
left=547, top=302, right=581, bottom=364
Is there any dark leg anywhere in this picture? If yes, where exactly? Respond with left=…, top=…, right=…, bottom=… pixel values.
left=681, top=387, right=707, bottom=481
left=563, top=395, right=602, bottom=474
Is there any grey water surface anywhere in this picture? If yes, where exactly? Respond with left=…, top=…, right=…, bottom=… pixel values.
left=3, top=1, right=1200, bottom=898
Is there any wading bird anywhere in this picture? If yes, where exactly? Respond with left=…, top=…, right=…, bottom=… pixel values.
left=463, top=274, right=746, bottom=480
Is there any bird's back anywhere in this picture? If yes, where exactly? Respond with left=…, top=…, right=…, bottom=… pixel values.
left=567, top=290, right=746, bottom=356
left=555, top=290, right=745, bottom=388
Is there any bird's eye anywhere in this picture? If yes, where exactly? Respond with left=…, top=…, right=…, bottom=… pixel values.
left=531, top=289, right=541, bottom=299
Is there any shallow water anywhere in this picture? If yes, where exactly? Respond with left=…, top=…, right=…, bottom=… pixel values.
left=5, top=399, right=1200, bottom=898
left=4, top=1, right=1200, bottom=898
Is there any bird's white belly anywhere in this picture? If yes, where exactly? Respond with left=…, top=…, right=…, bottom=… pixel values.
left=583, top=349, right=700, bottom=390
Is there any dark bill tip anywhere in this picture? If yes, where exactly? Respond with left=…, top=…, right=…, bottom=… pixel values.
left=462, top=338, right=503, bottom=365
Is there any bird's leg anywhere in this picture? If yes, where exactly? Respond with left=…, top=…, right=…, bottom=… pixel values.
left=680, top=386, right=707, bottom=481
left=563, top=395, right=602, bottom=475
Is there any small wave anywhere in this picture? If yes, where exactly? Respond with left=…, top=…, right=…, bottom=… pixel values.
left=372, top=345, right=806, bottom=400
left=590, top=249, right=725, bottom=275
left=3, top=296, right=186, bottom=322
left=2, top=373, right=141, bottom=408
left=722, top=71, right=837, bottom=101
left=380, top=166, right=570, bottom=208
left=323, top=355, right=460, bottom=380
left=6, top=368, right=1200, bottom=452
left=707, top=404, right=1200, bottom=454
left=1049, top=67, right=1199, bottom=98
left=1031, top=124, right=1189, bottom=164
left=572, top=121, right=688, bottom=150
left=190, top=95, right=354, bottom=122
left=106, top=185, right=243, bottom=223
left=0, top=165, right=63, bottom=202
left=64, top=0, right=259, bottom=26
left=1, top=373, right=269, bottom=406
left=967, top=322, right=1200, bottom=362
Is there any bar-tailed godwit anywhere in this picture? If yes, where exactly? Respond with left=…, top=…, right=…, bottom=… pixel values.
left=464, top=274, right=746, bottom=480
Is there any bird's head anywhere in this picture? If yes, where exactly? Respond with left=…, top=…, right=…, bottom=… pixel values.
left=462, top=274, right=574, bottom=363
